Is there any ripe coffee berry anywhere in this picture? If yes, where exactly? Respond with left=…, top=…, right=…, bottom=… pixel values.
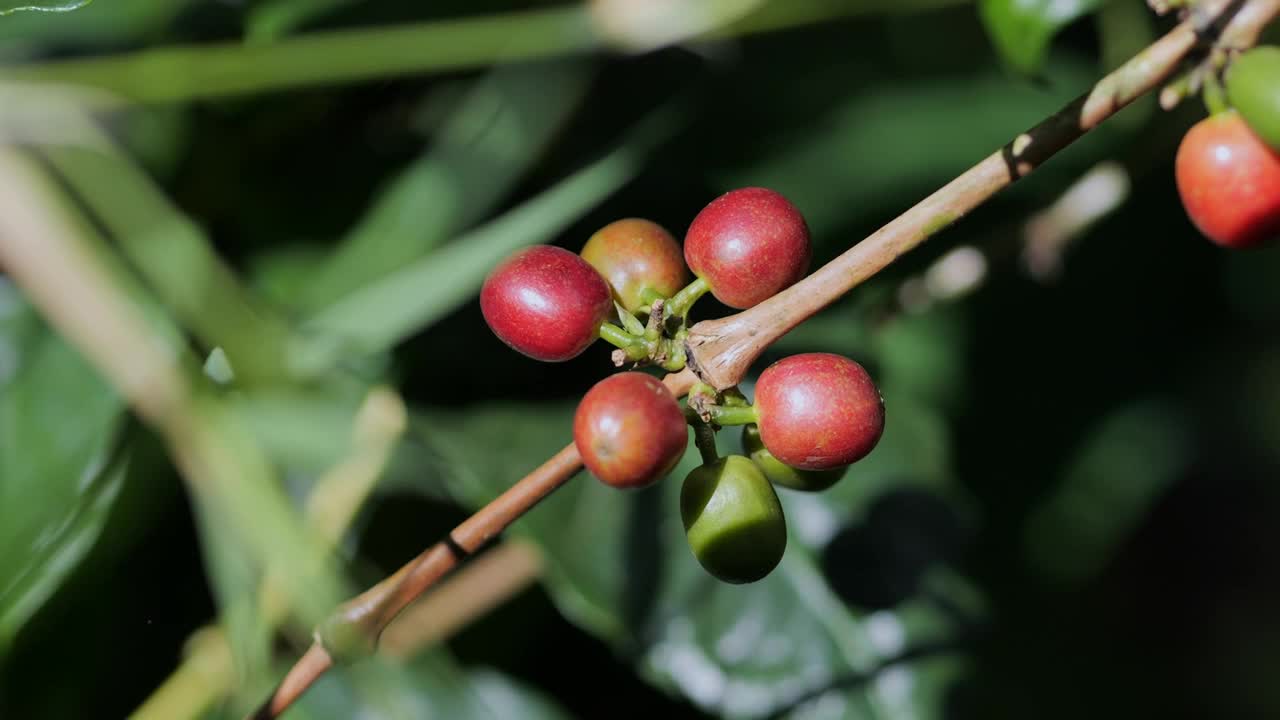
left=754, top=353, right=885, bottom=471
left=581, top=219, right=689, bottom=314
left=574, top=372, right=688, bottom=489
left=680, top=455, right=787, bottom=584
left=684, top=187, right=811, bottom=309
left=742, top=424, right=846, bottom=492
left=1227, top=47, right=1280, bottom=151
left=480, top=245, right=613, bottom=361
left=1175, top=111, right=1280, bottom=249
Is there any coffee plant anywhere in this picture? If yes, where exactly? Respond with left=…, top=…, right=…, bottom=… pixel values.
left=0, top=1, right=1278, bottom=720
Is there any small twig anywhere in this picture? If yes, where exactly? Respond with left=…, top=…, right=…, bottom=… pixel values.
left=379, top=540, right=544, bottom=659
left=133, top=387, right=408, bottom=720
left=249, top=369, right=697, bottom=717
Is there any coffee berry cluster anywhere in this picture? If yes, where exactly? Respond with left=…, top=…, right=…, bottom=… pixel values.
left=1175, top=46, right=1280, bottom=249
left=481, top=188, right=885, bottom=584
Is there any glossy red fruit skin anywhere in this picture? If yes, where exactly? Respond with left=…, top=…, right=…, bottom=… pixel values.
left=684, top=187, right=811, bottom=309
left=1174, top=111, right=1280, bottom=249
left=580, top=219, right=690, bottom=313
left=480, top=245, right=613, bottom=361
left=755, top=353, right=884, bottom=471
left=574, top=372, right=688, bottom=489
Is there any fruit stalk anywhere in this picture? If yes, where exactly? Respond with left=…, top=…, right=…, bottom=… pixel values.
left=684, top=0, right=1280, bottom=390
left=254, top=1, right=1279, bottom=715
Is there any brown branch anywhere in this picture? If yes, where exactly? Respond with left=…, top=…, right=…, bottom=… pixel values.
left=379, top=540, right=544, bottom=659
left=685, top=0, right=1276, bottom=389
left=255, top=0, right=1278, bottom=715
left=246, top=367, right=697, bottom=718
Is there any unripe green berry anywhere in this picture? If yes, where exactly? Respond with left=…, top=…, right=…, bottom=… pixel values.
left=1227, top=47, right=1280, bottom=151
left=680, top=455, right=787, bottom=584
left=742, top=424, right=846, bottom=492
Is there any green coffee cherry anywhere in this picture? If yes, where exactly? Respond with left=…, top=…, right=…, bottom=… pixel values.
left=1227, top=47, right=1280, bottom=151
left=742, top=424, right=846, bottom=492
left=680, top=455, right=787, bottom=584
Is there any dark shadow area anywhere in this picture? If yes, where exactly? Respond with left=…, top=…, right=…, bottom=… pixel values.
left=822, top=488, right=968, bottom=610
left=621, top=483, right=665, bottom=642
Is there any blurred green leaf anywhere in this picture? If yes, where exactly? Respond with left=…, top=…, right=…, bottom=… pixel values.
left=288, top=652, right=571, bottom=720
left=0, top=280, right=125, bottom=652
left=299, top=60, right=593, bottom=312
left=300, top=117, right=671, bottom=365
left=1024, top=400, right=1190, bottom=585
left=247, top=0, right=362, bottom=41
left=978, top=0, right=1102, bottom=74
left=0, top=0, right=185, bottom=50
left=414, top=395, right=969, bottom=718
left=0, top=0, right=90, bottom=17
left=40, top=134, right=293, bottom=384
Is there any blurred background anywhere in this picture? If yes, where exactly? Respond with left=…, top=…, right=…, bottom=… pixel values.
left=1, top=1, right=1279, bottom=718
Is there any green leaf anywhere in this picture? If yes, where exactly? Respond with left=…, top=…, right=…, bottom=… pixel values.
left=40, top=132, right=294, bottom=384
left=413, top=393, right=971, bottom=719
left=0, top=0, right=90, bottom=17
left=0, top=279, right=125, bottom=651
left=978, top=0, right=1103, bottom=74
left=246, top=0, right=362, bottom=41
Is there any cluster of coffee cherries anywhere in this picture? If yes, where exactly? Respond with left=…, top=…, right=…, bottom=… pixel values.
left=481, top=188, right=885, bottom=584
left=1175, top=46, right=1280, bottom=249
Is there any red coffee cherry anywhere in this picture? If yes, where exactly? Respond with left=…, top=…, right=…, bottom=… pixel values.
left=574, top=372, right=688, bottom=489
left=754, top=353, right=885, bottom=471
left=1174, top=110, right=1280, bottom=249
left=480, top=245, right=613, bottom=361
left=580, top=218, right=689, bottom=314
left=683, top=187, right=811, bottom=309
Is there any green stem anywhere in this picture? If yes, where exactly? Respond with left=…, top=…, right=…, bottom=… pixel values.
left=690, top=416, right=719, bottom=465
left=1202, top=69, right=1230, bottom=115
left=657, top=337, right=687, bottom=372
left=598, top=322, right=650, bottom=361
left=664, top=276, right=711, bottom=322
left=638, top=287, right=666, bottom=307
left=707, top=404, right=758, bottom=426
